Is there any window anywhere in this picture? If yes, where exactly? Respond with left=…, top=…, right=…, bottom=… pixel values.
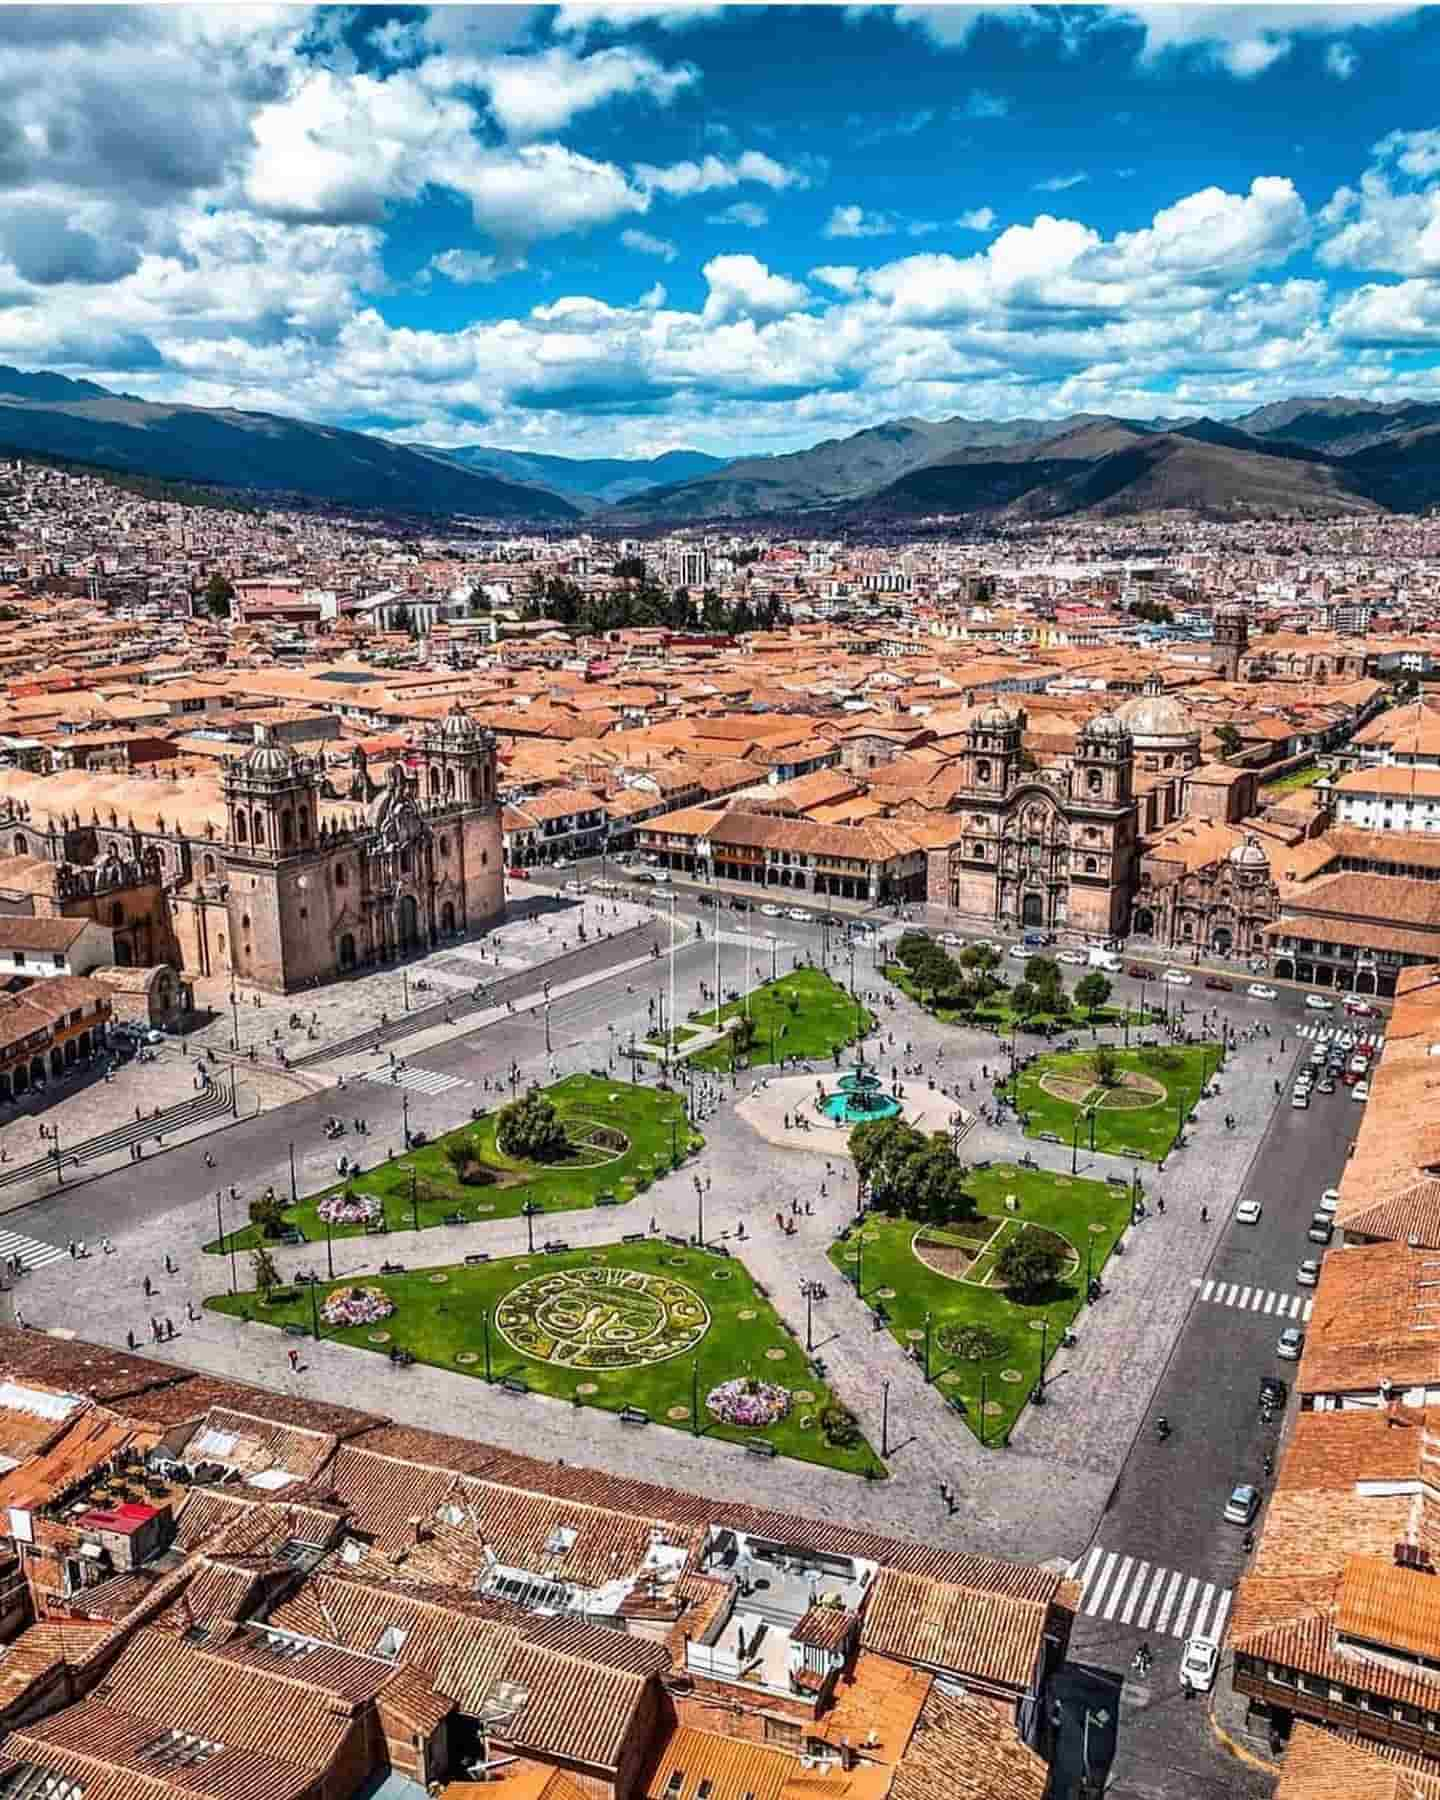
left=1087, top=770, right=1103, bottom=793
left=439, top=836, right=450, bottom=857
left=334, top=864, right=347, bottom=888
left=241, top=914, right=251, bottom=932
left=1084, top=857, right=1098, bottom=873
left=976, top=759, right=991, bottom=784
left=764, top=1717, right=802, bottom=1748
left=665, top=1776, right=684, bottom=1797
left=10, top=952, right=23, bottom=968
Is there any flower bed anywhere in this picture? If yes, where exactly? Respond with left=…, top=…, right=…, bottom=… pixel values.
left=318, top=1192, right=381, bottom=1226
left=321, top=1285, right=394, bottom=1328
left=705, top=1376, right=790, bottom=1429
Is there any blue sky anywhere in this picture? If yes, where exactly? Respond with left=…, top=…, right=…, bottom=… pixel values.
left=5, top=4, right=1440, bottom=457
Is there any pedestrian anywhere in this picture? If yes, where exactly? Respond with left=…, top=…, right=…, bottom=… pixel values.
left=1157, top=1197, right=1165, bottom=1215
left=67, top=1241, right=75, bottom=1260
left=939, top=1480, right=949, bottom=1503
left=142, top=1275, right=152, bottom=1298
left=126, top=1329, right=136, bottom=1351
left=288, top=1347, right=299, bottom=1372
left=13, top=1309, right=23, bottom=1330
left=1200, top=1205, right=1208, bottom=1223
left=164, top=1317, right=174, bottom=1340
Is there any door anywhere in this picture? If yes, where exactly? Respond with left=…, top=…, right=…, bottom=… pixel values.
left=1022, top=892, right=1044, bottom=928
left=398, top=894, right=420, bottom=949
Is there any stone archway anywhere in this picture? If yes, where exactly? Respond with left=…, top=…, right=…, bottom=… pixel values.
left=398, top=894, right=421, bottom=950
left=440, top=900, right=456, bottom=934
left=339, top=933, right=356, bottom=971
left=1133, top=907, right=1155, bottom=937
left=1212, top=926, right=1233, bottom=954
left=1274, top=956, right=1295, bottom=981
left=1022, top=892, right=1044, bottom=928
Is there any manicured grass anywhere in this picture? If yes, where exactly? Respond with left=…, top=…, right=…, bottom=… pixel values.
left=206, top=1075, right=698, bottom=1254
left=1005, top=1042, right=1222, bottom=1162
left=826, top=1164, right=1132, bottom=1444
left=886, top=964, right=1149, bottom=1034
left=208, top=1239, right=882, bottom=1476
left=1261, top=764, right=1326, bottom=797
left=689, top=968, right=874, bottom=1073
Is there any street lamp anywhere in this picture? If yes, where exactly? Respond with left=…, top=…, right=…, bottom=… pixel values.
left=482, top=1308, right=492, bottom=1382
left=288, top=1140, right=297, bottom=1205
left=881, top=1379, right=890, bottom=1458
left=693, top=1174, right=705, bottom=1248
left=310, top=1279, right=321, bottom=1342
left=806, top=1283, right=814, bottom=1353
left=1085, top=1231, right=1095, bottom=1302
left=923, top=1310, right=932, bottom=1384
left=1071, top=1114, right=1083, bottom=1176
left=855, top=1227, right=865, bottom=1300
left=215, top=1190, right=234, bottom=1295
left=524, top=1196, right=537, bottom=1254
left=401, top=1088, right=411, bottom=1149
left=229, top=988, right=240, bottom=1052
left=325, top=1208, right=334, bottom=1281
left=410, top=1166, right=419, bottom=1233
left=1034, top=1316, right=1049, bottom=1405
left=544, top=999, right=552, bottom=1054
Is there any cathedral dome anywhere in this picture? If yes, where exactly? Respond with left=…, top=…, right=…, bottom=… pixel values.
left=1228, top=834, right=1269, bottom=869
left=1084, top=711, right=1130, bottom=739
left=441, top=701, right=478, bottom=742
left=241, top=734, right=296, bottom=779
left=974, top=701, right=1019, bottom=730
left=1114, top=690, right=1198, bottom=746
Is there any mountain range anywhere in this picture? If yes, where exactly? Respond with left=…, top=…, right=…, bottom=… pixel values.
left=5, top=364, right=1440, bottom=525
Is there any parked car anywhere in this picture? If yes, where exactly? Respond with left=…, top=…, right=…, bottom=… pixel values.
left=1058, top=950, right=1088, bottom=966
left=1224, top=1483, right=1261, bottom=1525
left=1296, top=1259, right=1321, bottom=1286
left=1291, top=1091, right=1310, bottom=1109
left=1276, top=1326, right=1306, bottom=1361
left=1353, top=1081, right=1371, bottom=1103
left=1305, top=994, right=1335, bottom=1012
left=1247, top=983, right=1277, bottom=1000
left=1236, top=1200, right=1263, bottom=1224
left=1204, top=976, right=1233, bottom=991
left=760, top=903, right=785, bottom=918
left=1258, top=1375, right=1288, bottom=1409
left=940, top=932, right=964, bottom=946
left=729, top=896, right=750, bottom=911
left=1008, top=943, right=1031, bottom=960
left=1162, top=968, right=1193, bottom=985
left=1181, top=1636, right=1220, bottom=1693
left=1320, top=1188, right=1340, bottom=1215
left=1317, top=1078, right=1336, bottom=1094
left=1127, top=964, right=1155, bottom=980
left=696, top=894, right=716, bottom=908
left=1308, top=1213, right=1334, bottom=1244
left=1345, top=997, right=1376, bottom=1017
left=507, top=866, right=528, bottom=880
left=632, top=870, right=658, bottom=884
left=787, top=907, right=811, bottom=923
left=1349, top=1054, right=1370, bottom=1075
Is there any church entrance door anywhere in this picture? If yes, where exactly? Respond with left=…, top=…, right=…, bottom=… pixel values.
left=398, top=894, right=421, bottom=950
left=1211, top=926, right=1233, bottom=954
left=1021, top=892, right=1044, bottom=928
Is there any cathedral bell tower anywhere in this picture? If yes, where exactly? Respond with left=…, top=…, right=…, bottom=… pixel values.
left=1212, top=604, right=1249, bottom=682
left=1074, top=712, right=1134, bottom=807
left=961, top=702, right=1025, bottom=796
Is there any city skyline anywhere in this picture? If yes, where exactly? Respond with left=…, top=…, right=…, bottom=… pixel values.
left=5, top=3, right=1440, bottom=462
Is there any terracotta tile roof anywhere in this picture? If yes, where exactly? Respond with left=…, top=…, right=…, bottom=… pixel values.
left=791, top=1605, right=855, bottom=1652
left=1297, top=1239, right=1440, bottom=1396
left=887, top=1689, right=1047, bottom=1800
left=859, top=1568, right=1047, bottom=1690
left=644, top=1728, right=824, bottom=1800
left=491, top=1629, right=652, bottom=1772
left=1274, top=1721, right=1440, bottom=1800
left=1339, top=1552, right=1440, bottom=1661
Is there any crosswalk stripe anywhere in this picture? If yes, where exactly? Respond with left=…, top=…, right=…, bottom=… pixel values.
left=1238, top=1285, right=1252, bottom=1308
left=1103, top=1558, right=1133, bottom=1622
left=1155, top=1572, right=1183, bottom=1634
left=1262, top=1292, right=1277, bottom=1313
left=1201, top=1284, right=1311, bottom=1318
left=1209, top=1590, right=1233, bottom=1644
left=0, top=1227, right=67, bottom=1269
left=1251, top=1288, right=1264, bottom=1311
left=1120, top=1562, right=1149, bottom=1627
left=1191, top=1582, right=1217, bottom=1640
left=1303, top=1298, right=1314, bottom=1321
left=1137, top=1566, right=1166, bottom=1630
left=1076, top=1547, right=1104, bottom=1610
left=1202, top=1278, right=1215, bottom=1301
left=1172, top=1576, right=1200, bottom=1638
left=1090, top=1552, right=1118, bottom=1615
left=360, top=1067, right=467, bottom=1096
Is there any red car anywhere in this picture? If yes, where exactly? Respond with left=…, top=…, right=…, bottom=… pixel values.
left=1204, top=976, right=1233, bottom=991
left=1127, top=964, right=1155, bottom=981
left=507, top=866, right=528, bottom=880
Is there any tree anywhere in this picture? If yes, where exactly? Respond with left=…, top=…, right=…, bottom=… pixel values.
left=729, top=1013, right=757, bottom=1067
left=995, top=1234, right=1065, bottom=1300
left=1010, top=981, right=1040, bottom=1021
left=1073, top=971, right=1112, bottom=1019
left=496, top=1087, right=570, bottom=1163
left=201, top=572, right=234, bottom=618
left=849, top=1116, right=927, bottom=1207
left=1089, top=1043, right=1121, bottom=1087
left=959, top=942, right=1001, bottom=977
left=904, top=1134, right=977, bottom=1226
left=1024, top=954, right=1062, bottom=993
left=247, top=1193, right=286, bottom=1239
left=250, top=1246, right=281, bottom=1301
left=1215, top=722, right=1243, bottom=756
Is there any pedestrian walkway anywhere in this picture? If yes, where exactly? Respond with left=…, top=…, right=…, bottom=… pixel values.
left=1295, top=1023, right=1383, bottom=1048
left=1196, top=1277, right=1313, bottom=1321
left=0, top=1226, right=68, bottom=1272
left=360, top=1066, right=468, bottom=1097
left=1069, top=1545, right=1233, bottom=1644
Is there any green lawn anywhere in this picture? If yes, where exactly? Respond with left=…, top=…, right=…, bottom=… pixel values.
left=826, top=1164, right=1132, bottom=1444
left=208, top=1239, right=882, bottom=1476
left=886, top=964, right=1149, bottom=1035
left=206, top=1075, right=698, bottom=1255
left=1261, top=764, right=1326, bottom=798
left=1005, top=1042, right=1221, bottom=1162
left=689, top=967, right=874, bottom=1073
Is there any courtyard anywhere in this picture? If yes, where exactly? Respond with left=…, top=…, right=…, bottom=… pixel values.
left=827, top=1163, right=1132, bottom=1443
left=208, top=1074, right=698, bottom=1253
left=208, top=1238, right=881, bottom=1476
left=1005, top=1042, right=1222, bottom=1162
left=689, top=967, right=874, bottom=1073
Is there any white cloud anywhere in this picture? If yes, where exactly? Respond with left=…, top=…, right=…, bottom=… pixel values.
left=1034, top=172, right=1089, bottom=193
left=825, top=204, right=896, bottom=239
left=429, top=249, right=515, bottom=286
left=639, top=281, right=668, bottom=309
left=1118, top=4, right=1417, bottom=79
left=956, top=207, right=998, bottom=232
left=1320, top=133, right=1440, bottom=275
left=634, top=150, right=811, bottom=197
left=1332, top=278, right=1440, bottom=345
left=552, top=3, right=726, bottom=36
left=961, top=88, right=1010, bottom=119
left=622, top=228, right=679, bottom=261
left=1373, top=128, right=1440, bottom=180
left=707, top=201, right=769, bottom=228
left=701, top=254, right=810, bottom=323
left=810, top=265, right=861, bottom=293
left=441, top=44, right=698, bottom=140
left=1326, top=42, right=1358, bottom=78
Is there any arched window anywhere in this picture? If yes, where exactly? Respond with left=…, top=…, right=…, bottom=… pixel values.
left=1087, top=769, right=1103, bottom=793
left=203, top=853, right=216, bottom=877
left=400, top=848, right=412, bottom=875
left=252, top=811, right=266, bottom=845
left=299, top=810, right=310, bottom=843
left=235, top=812, right=248, bottom=843
left=429, top=768, right=440, bottom=797
left=446, top=769, right=456, bottom=799
left=241, top=913, right=251, bottom=931
left=976, top=759, right=992, bottom=784
left=280, top=811, right=293, bottom=848
left=12, top=833, right=25, bottom=856
left=1084, top=856, right=1098, bottom=873
left=469, top=770, right=480, bottom=802
left=334, top=863, right=348, bottom=888
left=1163, top=753, right=1175, bottom=770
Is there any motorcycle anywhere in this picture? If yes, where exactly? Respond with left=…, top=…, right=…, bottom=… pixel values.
left=1155, top=1416, right=1171, bottom=1441
left=1131, top=1646, right=1153, bottom=1676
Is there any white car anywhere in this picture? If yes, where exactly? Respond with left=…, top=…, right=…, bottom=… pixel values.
left=1296, top=1259, right=1321, bottom=1287
left=1007, top=943, right=1030, bottom=960
left=1291, top=1090, right=1310, bottom=1109
left=1353, top=1081, right=1370, bottom=1103
left=1247, top=984, right=1277, bottom=1000
left=786, top=907, right=811, bottom=923
left=1058, top=950, right=1088, bottom=966
left=1180, top=1636, right=1220, bottom=1693
left=1277, top=1326, right=1306, bottom=1361
left=940, top=932, right=964, bottom=946
left=1236, top=1200, right=1263, bottom=1224
left=1305, top=994, right=1335, bottom=1012
left=1162, top=968, right=1193, bottom=985
left=1319, top=1188, right=1340, bottom=1215
left=760, top=903, right=785, bottom=918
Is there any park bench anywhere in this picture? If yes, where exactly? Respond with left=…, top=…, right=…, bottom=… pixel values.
left=589, top=1067, right=607, bottom=1078
left=543, top=1239, right=570, bottom=1254
left=973, top=1159, right=991, bottom=1171
left=389, top=1347, right=415, bottom=1367
left=443, top=1212, right=466, bottom=1227
left=282, top=1324, right=308, bottom=1339
left=500, top=1375, right=529, bottom=1395
left=596, top=1193, right=619, bottom=1207
left=1037, top=1131, right=1062, bottom=1144
left=279, top=1228, right=304, bottom=1246
left=463, top=1252, right=490, bottom=1266
left=622, top=1232, right=647, bottom=1245
left=745, top=1440, right=778, bottom=1458
left=620, top=1406, right=649, bottom=1426
left=365, top=1219, right=389, bottom=1235
left=664, top=1233, right=687, bottom=1247
left=708, top=1243, right=729, bottom=1258
left=1106, top=1174, right=1129, bottom=1187
left=379, top=1261, right=405, bottom=1275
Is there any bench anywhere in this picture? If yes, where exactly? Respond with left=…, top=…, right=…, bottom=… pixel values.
left=282, top=1323, right=308, bottom=1339
left=972, top=1159, right=991, bottom=1171
left=1037, top=1131, right=1062, bottom=1144
left=744, top=1440, right=778, bottom=1459
left=622, top=1232, right=647, bottom=1245
left=379, top=1261, right=405, bottom=1275
left=279, top=1228, right=304, bottom=1246
left=500, top=1375, right=529, bottom=1395
left=596, top=1193, right=619, bottom=1207
left=364, top=1219, right=389, bottom=1235
left=664, top=1233, right=687, bottom=1248
left=442, top=1212, right=466, bottom=1227
left=1106, top=1174, right=1129, bottom=1187
left=543, top=1239, right=570, bottom=1254
left=620, top=1406, right=649, bottom=1427
left=708, top=1243, right=730, bottom=1259
left=464, top=1252, right=490, bottom=1267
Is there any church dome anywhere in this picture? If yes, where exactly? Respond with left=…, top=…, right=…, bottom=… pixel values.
left=1228, top=834, right=1269, bottom=869
left=1114, top=690, right=1198, bottom=745
left=1084, top=711, right=1130, bottom=739
left=242, top=735, right=296, bottom=779
left=974, top=701, right=1019, bottom=730
left=441, top=701, right=478, bottom=742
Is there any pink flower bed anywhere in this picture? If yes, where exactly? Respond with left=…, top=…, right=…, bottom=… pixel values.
left=705, top=1377, right=790, bottom=1429
left=318, top=1193, right=380, bottom=1225
left=320, top=1285, right=394, bottom=1328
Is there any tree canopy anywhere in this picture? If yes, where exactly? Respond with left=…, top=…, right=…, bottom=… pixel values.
left=496, top=1088, right=570, bottom=1163
left=849, top=1117, right=976, bottom=1226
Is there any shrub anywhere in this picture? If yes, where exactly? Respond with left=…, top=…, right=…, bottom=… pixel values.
left=995, top=1235, right=1065, bottom=1300
left=938, top=1322, right=1009, bottom=1361
left=496, top=1088, right=570, bottom=1162
left=248, top=1194, right=286, bottom=1239
left=819, top=1403, right=862, bottom=1448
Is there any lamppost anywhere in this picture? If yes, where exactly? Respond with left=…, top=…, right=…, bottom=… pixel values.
left=215, top=1190, right=235, bottom=1295
left=410, top=1166, right=419, bottom=1233
left=766, top=931, right=778, bottom=984
left=403, top=964, right=410, bottom=1012
left=310, top=1279, right=321, bottom=1342
left=855, top=1227, right=865, bottom=1300
left=806, top=1283, right=814, bottom=1353
left=691, top=1360, right=700, bottom=1437
left=693, top=1174, right=705, bottom=1248
left=401, top=1088, right=411, bottom=1149
left=524, top=1196, right=537, bottom=1254
left=1071, top=1114, right=1083, bottom=1176
left=923, top=1310, right=932, bottom=1384
left=1088, top=1104, right=1097, bottom=1153
left=881, top=1379, right=890, bottom=1458
left=288, top=1140, right=297, bottom=1205
left=229, top=988, right=240, bottom=1052
left=38, top=1123, right=63, bottom=1189
left=1034, top=1316, right=1049, bottom=1405
left=544, top=999, right=552, bottom=1055
left=1085, top=1231, right=1095, bottom=1302
left=482, top=1308, right=492, bottom=1382
left=324, top=1209, right=334, bottom=1281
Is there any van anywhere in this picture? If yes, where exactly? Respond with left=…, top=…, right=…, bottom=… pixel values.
left=1308, top=1213, right=1334, bottom=1244
left=1088, top=949, right=1122, bottom=973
